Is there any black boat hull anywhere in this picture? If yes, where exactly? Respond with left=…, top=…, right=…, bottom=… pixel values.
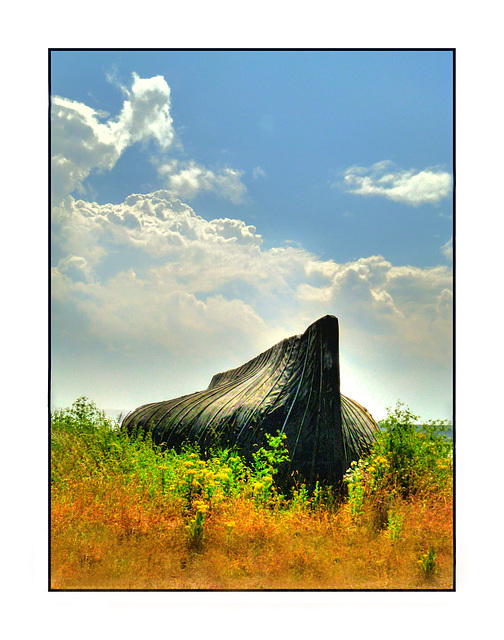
left=122, top=315, right=378, bottom=484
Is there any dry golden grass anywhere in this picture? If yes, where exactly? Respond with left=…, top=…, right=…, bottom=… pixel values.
left=50, top=398, right=453, bottom=590
left=50, top=476, right=453, bottom=590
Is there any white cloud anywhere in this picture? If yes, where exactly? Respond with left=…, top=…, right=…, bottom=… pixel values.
left=51, top=74, right=175, bottom=206
left=253, top=166, right=266, bottom=179
left=51, top=96, right=124, bottom=205
left=441, top=237, right=453, bottom=261
left=342, top=160, right=452, bottom=206
left=158, top=160, right=247, bottom=204
left=52, top=265, right=267, bottom=359
left=117, top=73, right=174, bottom=150
left=51, top=191, right=261, bottom=271
left=57, top=255, right=95, bottom=283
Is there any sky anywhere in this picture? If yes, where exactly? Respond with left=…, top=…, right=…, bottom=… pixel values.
left=50, top=49, right=453, bottom=422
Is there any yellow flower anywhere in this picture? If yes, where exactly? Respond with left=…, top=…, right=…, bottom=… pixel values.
left=193, top=499, right=209, bottom=514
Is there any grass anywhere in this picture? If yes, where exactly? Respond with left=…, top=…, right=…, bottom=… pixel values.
left=50, top=398, right=453, bottom=590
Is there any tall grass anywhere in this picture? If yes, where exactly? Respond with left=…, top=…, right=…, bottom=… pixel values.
left=51, top=398, right=453, bottom=590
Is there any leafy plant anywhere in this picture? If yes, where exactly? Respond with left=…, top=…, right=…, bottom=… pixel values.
left=418, top=547, right=438, bottom=580
left=385, top=509, right=403, bottom=541
left=249, top=431, right=290, bottom=504
left=186, top=499, right=208, bottom=552
left=251, top=431, right=290, bottom=479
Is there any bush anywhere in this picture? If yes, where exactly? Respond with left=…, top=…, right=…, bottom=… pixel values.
left=51, top=397, right=165, bottom=484
left=51, top=396, right=116, bottom=434
left=344, top=401, right=453, bottom=524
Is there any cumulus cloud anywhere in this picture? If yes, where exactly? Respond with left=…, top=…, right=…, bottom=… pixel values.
left=52, top=264, right=267, bottom=359
left=51, top=190, right=261, bottom=272
left=51, top=97, right=123, bottom=205
left=117, top=73, right=174, bottom=149
left=158, top=160, right=247, bottom=203
left=297, top=257, right=452, bottom=355
left=342, top=160, right=452, bottom=206
left=51, top=74, right=174, bottom=207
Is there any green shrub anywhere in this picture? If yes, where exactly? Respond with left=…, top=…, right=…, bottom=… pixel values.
left=51, top=396, right=116, bottom=434
left=344, top=401, right=453, bottom=527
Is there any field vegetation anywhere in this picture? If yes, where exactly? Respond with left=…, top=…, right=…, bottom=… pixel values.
left=50, top=398, right=453, bottom=590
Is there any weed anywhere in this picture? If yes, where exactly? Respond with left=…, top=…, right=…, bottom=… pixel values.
left=418, top=547, right=438, bottom=580
left=385, top=509, right=403, bottom=541
left=186, top=500, right=208, bottom=552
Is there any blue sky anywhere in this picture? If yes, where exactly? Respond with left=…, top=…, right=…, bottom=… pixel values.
left=50, top=49, right=453, bottom=421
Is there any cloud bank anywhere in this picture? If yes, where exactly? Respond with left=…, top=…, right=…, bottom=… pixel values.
left=342, top=160, right=452, bottom=206
left=52, top=191, right=453, bottom=417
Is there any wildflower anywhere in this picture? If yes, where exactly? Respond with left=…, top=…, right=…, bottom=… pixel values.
left=193, top=499, right=209, bottom=514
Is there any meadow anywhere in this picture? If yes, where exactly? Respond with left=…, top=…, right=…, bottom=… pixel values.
left=50, top=398, right=453, bottom=590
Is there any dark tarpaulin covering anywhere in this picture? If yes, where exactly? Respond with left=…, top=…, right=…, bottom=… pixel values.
left=122, top=315, right=378, bottom=484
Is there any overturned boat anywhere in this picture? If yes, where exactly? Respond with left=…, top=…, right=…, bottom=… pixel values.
left=122, top=315, right=378, bottom=484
